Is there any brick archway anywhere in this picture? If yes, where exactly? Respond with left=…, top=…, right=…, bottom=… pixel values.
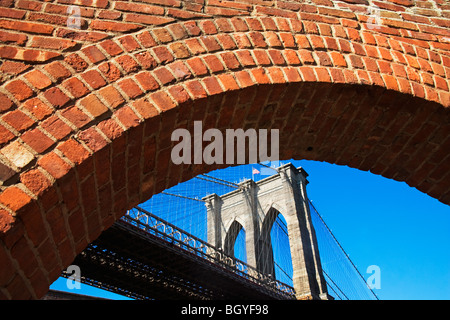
left=0, top=0, right=448, bottom=299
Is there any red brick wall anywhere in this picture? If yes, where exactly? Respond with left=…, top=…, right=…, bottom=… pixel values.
left=0, top=0, right=449, bottom=299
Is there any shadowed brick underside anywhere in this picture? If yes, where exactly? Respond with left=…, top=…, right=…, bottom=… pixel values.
left=0, top=0, right=449, bottom=299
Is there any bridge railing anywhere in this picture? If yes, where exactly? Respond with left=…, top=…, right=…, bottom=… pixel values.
left=121, top=206, right=295, bottom=298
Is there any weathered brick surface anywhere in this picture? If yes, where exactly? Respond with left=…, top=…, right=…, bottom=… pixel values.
left=0, top=0, right=448, bottom=300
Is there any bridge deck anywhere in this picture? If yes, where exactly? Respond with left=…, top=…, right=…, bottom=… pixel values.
left=68, top=214, right=295, bottom=300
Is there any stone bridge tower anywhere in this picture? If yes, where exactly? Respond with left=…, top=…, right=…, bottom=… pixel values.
left=204, top=163, right=329, bottom=300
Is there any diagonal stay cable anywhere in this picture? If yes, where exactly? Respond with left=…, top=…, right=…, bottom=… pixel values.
left=195, top=175, right=239, bottom=189
left=161, top=191, right=205, bottom=202
left=309, top=200, right=379, bottom=300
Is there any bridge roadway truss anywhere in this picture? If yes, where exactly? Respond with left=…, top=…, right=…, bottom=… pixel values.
left=62, top=206, right=296, bottom=300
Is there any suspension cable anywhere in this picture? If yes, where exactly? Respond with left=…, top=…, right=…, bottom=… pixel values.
left=309, top=200, right=379, bottom=300
left=161, top=191, right=205, bottom=202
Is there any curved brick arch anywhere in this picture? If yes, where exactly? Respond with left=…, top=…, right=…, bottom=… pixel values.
left=0, top=0, right=448, bottom=299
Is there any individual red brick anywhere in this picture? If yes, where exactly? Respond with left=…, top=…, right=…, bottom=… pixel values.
left=382, top=74, right=399, bottom=91
left=43, top=61, right=71, bottom=81
left=136, top=30, right=157, bottom=48
left=215, top=34, right=237, bottom=50
left=81, top=45, right=107, bottom=64
left=0, top=92, right=13, bottom=113
left=253, top=50, right=272, bottom=66
left=135, top=72, right=160, bottom=92
left=90, top=20, right=142, bottom=33
left=378, top=47, right=393, bottom=61
left=264, top=31, right=282, bottom=48
left=168, top=85, right=190, bottom=105
left=0, top=187, right=32, bottom=212
left=126, top=13, right=175, bottom=25
left=44, top=87, right=70, bottom=108
left=315, top=67, right=331, bottom=82
left=217, top=73, right=239, bottom=91
left=57, top=139, right=90, bottom=165
left=267, top=67, right=287, bottom=84
left=251, top=68, right=271, bottom=84
left=64, top=53, right=88, bottom=72
left=363, top=57, right=379, bottom=72
left=97, top=118, right=124, bottom=140
left=283, top=50, right=301, bottom=66
left=186, top=57, right=209, bottom=76
left=392, top=63, right=407, bottom=78
left=185, top=80, right=208, bottom=99
left=299, top=66, right=317, bottom=82
left=167, top=23, right=188, bottom=41
left=295, top=35, right=311, bottom=49
left=233, top=33, right=252, bottom=48
left=38, top=152, right=70, bottom=180
left=280, top=32, right=297, bottom=48
left=98, top=85, right=125, bottom=108
left=21, top=128, right=54, bottom=153
left=230, top=17, right=248, bottom=31
left=153, top=67, right=176, bottom=85
left=0, top=19, right=53, bottom=35
left=283, top=67, right=302, bottom=82
left=81, top=70, right=107, bottom=90
left=0, top=46, right=60, bottom=62
left=169, top=42, right=191, bottom=59
left=98, top=62, right=122, bottom=82
left=200, top=36, right=221, bottom=52
left=79, top=94, right=109, bottom=118
left=249, top=31, right=267, bottom=48
left=0, top=124, right=14, bottom=146
left=41, top=115, right=72, bottom=140
left=202, top=76, right=223, bottom=95
left=378, top=60, right=393, bottom=74
left=349, top=55, right=365, bottom=69
left=168, top=61, right=192, bottom=80
left=0, top=61, right=30, bottom=76
left=220, top=52, right=240, bottom=70
left=132, top=98, right=159, bottom=120
left=61, top=106, right=91, bottom=129
left=434, top=76, right=449, bottom=91
left=150, top=91, right=176, bottom=112
left=184, top=38, right=207, bottom=55
left=235, top=70, right=254, bottom=88
left=100, top=39, right=123, bottom=57
left=117, top=78, right=144, bottom=99
left=29, top=36, right=77, bottom=51
left=268, top=50, right=286, bottom=65
left=203, top=55, right=225, bottom=73
left=200, top=20, right=218, bottom=34
left=236, top=50, right=256, bottom=67
left=114, top=106, right=140, bottom=129
left=152, top=46, right=174, bottom=64
left=134, top=51, right=158, bottom=69
left=118, top=35, right=141, bottom=52
left=115, top=55, right=140, bottom=74
left=152, top=28, right=173, bottom=43
left=298, top=50, right=315, bottom=65
left=1, top=140, right=34, bottom=169
left=62, top=77, right=89, bottom=98
left=5, top=80, right=33, bottom=101
left=183, top=21, right=202, bottom=36
left=2, top=110, right=34, bottom=132
left=77, top=127, right=108, bottom=152
left=0, top=7, right=26, bottom=19
left=24, top=70, right=52, bottom=90
left=316, top=52, right=333, bottom=66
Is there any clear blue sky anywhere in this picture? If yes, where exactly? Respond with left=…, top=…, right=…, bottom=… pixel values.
left=50, top=160, right=450, bottom=300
